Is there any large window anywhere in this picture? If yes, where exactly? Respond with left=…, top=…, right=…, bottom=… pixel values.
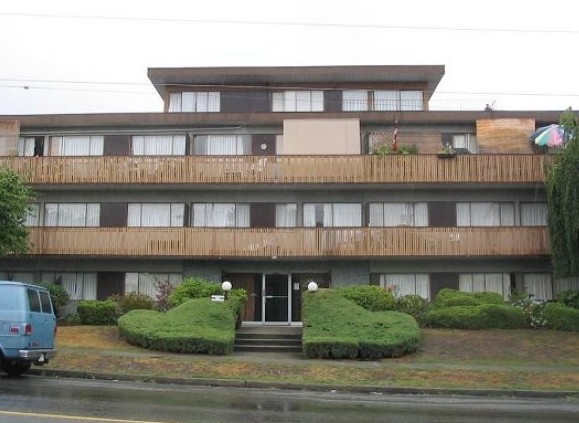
left=303, top=203, right=362, bottom=227
left=520, top=202, right=548, bottom=226
left=457, top=202, right=514, bottom=227
left=168, top=92, right=220, bottom=112
left=125, top=273, right=182, bottom=299
left=18, top=137, right=35, bottom=156
left=132, top=135, right=186, bottom=156
left=374, top=90, right=423, bottom=111
left=342, top=90, right=369, bottom=111
left=272, top=91, right=324, bottom=112
left=452, top=134, right=478, bottom=153
left=523, top=274, right=553, bottom=301
left=25, top=203, right=40, bottom=227
left=380, top=274, right=430, bottom=299
left=459, top=273, right=511, bottom=299
left=369, top=202, right=428, bottom=227
left=193, top=135, right=251, bottom=155
left=128, top=203, right=185, bottom=227
left=192, top=203, right=250, bottom=227
left=44, top=203, right=100, bottom=227
left=48, top=136, right=103, bottom=156
left=41, top=272, right=97, bottom=301
left=276, top=203, right=297, bottom=227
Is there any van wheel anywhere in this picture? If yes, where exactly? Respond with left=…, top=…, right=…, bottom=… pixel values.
left=1, top=360, right=32, bottom=376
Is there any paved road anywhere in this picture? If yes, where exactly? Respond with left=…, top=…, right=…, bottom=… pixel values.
left=1, top=376, right=578, bottom=423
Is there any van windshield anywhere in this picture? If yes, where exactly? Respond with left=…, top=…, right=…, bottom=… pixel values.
left=0, top=286, right=25, bottom=311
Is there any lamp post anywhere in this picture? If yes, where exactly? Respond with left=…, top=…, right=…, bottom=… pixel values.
left=222, top=281, right=232, bottom=300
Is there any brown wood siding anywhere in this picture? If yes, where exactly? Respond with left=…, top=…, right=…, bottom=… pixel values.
left=430, top=273, right=459, bottom=298
left=252, top=135, right=276, bottom=155
left=476, top=119, right=535, bottom=154
left=324, top=90, right=342, bottom=112
left=429, top=202, right=457, bottom=227
left=100, top=202, right=128, bottom=227
left=250, top=203, right=276, bottom=228
left=96, top=272, right=125, bottom=300
left=221, top=90, right=270, bottom=113
left=397, top=132, right=442, bottom=154
left=104, top=135, right=130, bottom=156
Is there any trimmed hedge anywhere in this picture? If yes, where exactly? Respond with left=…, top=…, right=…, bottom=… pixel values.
left=77, top=300, right=119, bottom=325
left=432, top=288, right=505, bottom=308
left=302, top=289, right=420, bottom=359
left=169, top=277, right=247, bottom=308
left=336, top=285, right=396, bottom=311
left=544, top=303, right=579, bottom=332
left=425, top=304, right=526, bottom=329
left=117, top=297, right=241, bottom=354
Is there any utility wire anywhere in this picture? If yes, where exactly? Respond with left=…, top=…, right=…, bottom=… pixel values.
left=0, top=11, right=577, bottom=34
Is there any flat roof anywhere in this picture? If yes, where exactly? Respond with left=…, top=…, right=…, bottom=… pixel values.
left=147, top=65, right=446, bottom=99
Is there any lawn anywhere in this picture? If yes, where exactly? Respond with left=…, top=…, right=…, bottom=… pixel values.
left=50, top=326, right=579, bottom=392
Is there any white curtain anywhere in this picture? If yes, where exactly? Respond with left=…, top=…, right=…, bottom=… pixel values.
left=18, top=137, right=35, bottom=156
left=50, top=136, right=103, bottom=156
left=460, top=273, right=510, bottom=299
left=333, top=203, right=362, bottom=227
left=382, top=274, right=430, bottom=299
left=458, top=202, right=514, bottom=227
left=523, top=274, right=553, bottom=301
left=193, top=203, right=247, bottom=227
left=235, top=204, right=250, bottom=227
left=132, top=135, right=186, bottom=156
left=52, top=273, right=97, bottom=301
left=44, top=203, right=99, bottom=227
left=342, top=90, right=368, bottom=111
left=500, top=203, right=515, bottom=226
left=554, top=277, right=579, bottom=294
left=414, top=202, right=429, bottom=226
left=368, top=204, right=384, bottom=227
left=168, top=93, right=182, bottom=112
left=125, top=273, right=183, bottom=298
left=276, top=204, right=297, bottom=227
left=194, top=135, right=250, bottom=155
left=370, top=203, right=428, bottom=227
left=128, top=203, right=184, bottom=227
left=400, top=91, right=423, bottom=111
left=453, top=134, right=479, bottom=153
left=181, top=93, right=195, bottom=112
left=272, top=91, right=323, bottom=112
left=374, top=90, right=398, bottom=111
left=0, top=272, right=36, bottom=283
left=25, top=204, right=40, bottom=227
left=521, top=203, right=548, bottom=226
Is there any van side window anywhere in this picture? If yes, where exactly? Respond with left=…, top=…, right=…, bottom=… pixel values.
left=39, top=291, right=54, bottom=314
left=27, top=289, right=41, bottom=312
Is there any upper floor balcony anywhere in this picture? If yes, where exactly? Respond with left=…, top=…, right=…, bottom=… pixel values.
left=26, top=226, right=549, bottom=258
left=0, top=154, right=548, bottom=186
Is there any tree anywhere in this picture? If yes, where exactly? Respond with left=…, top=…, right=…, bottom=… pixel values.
left=0, top=167, right=34, bottom=256
left=546, top=108, right=579, bottom=278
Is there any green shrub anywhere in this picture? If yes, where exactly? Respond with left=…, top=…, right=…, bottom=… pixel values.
left=394, top=294, right=431, bottom=325
left=77, top=300, right=119, bottom=325
left=544, top=303, right=579, bottom=332
left=109, top=292, right=154, bottom=315
left=117, top=297, right=241, bottom=354
left=37, top=282, right=70, bottom=318
left=169, top=277, right=247, bottom=307
left=425, top=304, right=526, bottom=329
left=302, top=289, right=420, bottom=359
left=509, top=291, right=548, bottom=329
left=432, top=288, right=505, bottom=308
left=555, top=290, right=579, bottom=309
left=336, top=285, right=396, bottom=311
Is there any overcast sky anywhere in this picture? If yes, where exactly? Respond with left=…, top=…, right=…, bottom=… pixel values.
left=1, top=0, right=578, bottom=115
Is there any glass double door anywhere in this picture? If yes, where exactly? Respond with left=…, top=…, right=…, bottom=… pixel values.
left=262, top=274, right=291, bottom=324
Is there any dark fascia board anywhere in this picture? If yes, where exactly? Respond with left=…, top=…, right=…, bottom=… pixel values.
left=147, top=65, right=446, bottom=99
left=3, top=110, right=565, bottom=132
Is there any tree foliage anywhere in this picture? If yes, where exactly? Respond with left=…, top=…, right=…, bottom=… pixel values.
left=0, top=168, right=34, bottom=256
left=546, top=108, right=579, bottom=277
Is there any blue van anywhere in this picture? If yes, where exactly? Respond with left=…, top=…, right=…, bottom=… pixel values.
left=0, top=281, right=57, bottom=376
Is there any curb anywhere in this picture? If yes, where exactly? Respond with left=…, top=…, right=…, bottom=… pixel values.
left=29, top=368, right=579, bottom=399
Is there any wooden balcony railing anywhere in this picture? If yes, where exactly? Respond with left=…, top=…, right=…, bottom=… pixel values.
left=0, top=154, right=549, bottom=185
left=26, top=227, right=549, bottom=258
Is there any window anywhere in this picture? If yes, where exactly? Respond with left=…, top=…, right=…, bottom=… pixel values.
left=125, top=273, right=182, bottom=299
left=457, top=202, right=514, bottom=227
left=18, top=137, right=35, bottom=156
left=192, top=203, right=250, bottom=227
left=272, top=91, right=324, bottom=112
left=44, top=203, right=100, bottom=227
left=369, top=203, right=428, bottom=227
left=380, top=274, right=430, bottom=299
left=459, top=273, right=511, bottom=299
left=373, top=90, right=423, bottom=111
left=132, top=135, right=186, bottom=156
left=128, top=203, right=184, bottom=227
left=342, top=90, right=369, bottom=111
left=452, top=134, right=478, bottom=153
left=25, top=203, right=40, bottom=227
left=521, top=202, right=548, bottom=226
left=169, top=92, right=220, bottom=112
left=276, top=203, right=297, bottom=227
left=42, top=273, right=97, bottom=301
left=193, top=135, right=251, bottom=155
left=39, top=291, right=54, bottom=314
left=48, top=136, right=103, bottom=156
left=27, top=289, right=41, bottom=312
left=523, top=274, right=553, bottom=301
left=303, top=203, right=362, bottom=227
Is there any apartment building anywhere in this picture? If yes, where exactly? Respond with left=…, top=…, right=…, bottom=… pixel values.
left=0, top=65, right=573, bottom=324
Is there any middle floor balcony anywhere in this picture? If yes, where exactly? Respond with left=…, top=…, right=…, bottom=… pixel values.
left=26, top=226, right=550, bottom=258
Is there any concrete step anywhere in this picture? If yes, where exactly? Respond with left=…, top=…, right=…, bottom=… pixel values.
left=234, top=344, right=303, bottom=353
left=234, top=325, right=303, bottom=353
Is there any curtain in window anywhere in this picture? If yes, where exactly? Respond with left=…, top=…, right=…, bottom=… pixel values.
left=459, top=273, right=510, bottom=298
left=500, top=203, right=515, bottom=226
left=132, top=135, right=186, bottom=156
left=458, top=202, right=514, bottom=226
left=414, top=202, right=429, bottom=226
left=383, top=203, right=414, bottom=226
left=235, top=204, right=250, bottom=228
left=275, top=204, right=297, bottom=227
left=523, top=274, right=553, bottom=301
left=333, top=204, right=362, bottom=227
left=452, top=134, right=479, bottom=153
left=168, top=93, right=182, bottom=112
left=374, top=91, right=398, bottom=111
left=18, top=137, right=35, bottom=156
left=272, top=91, right=323, bottom=112
left=44, top=203, right=99, bottom=227
left=50, top=136, right=103, bottom=156
left=181, top=93, right=195, bottom=112
left=368, top=204, right=384, bottom=227
left=193, top=203, right=240, bottom=227
left=554, top=277, right=579, bottom=294
left=128, top=204, right=184, bottom=227
left=25, top=204, right=40, bottom=227
left=400, top=91, right=423, bottom=111
left=52, top=273, right=97, bottom=301
left=342, top=90, right=368, bottom=111
left=303, top=204, right=317, bottom=227
left=521, top=203, right=548, bottom=226
left=382, top=274, right=430, bottom=299
left=125, top=273, right=183, bottom=298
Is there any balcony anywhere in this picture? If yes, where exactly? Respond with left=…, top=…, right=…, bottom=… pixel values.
left=0, top=154, right=548, bottom=185
left=26, top=227, right=549, bottom=258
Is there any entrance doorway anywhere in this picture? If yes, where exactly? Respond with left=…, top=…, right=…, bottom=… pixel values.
left=263, top=274, right=290, bottom=323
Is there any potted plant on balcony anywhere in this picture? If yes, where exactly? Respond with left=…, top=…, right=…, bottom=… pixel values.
left=437, top=143, right=456, bottom=158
